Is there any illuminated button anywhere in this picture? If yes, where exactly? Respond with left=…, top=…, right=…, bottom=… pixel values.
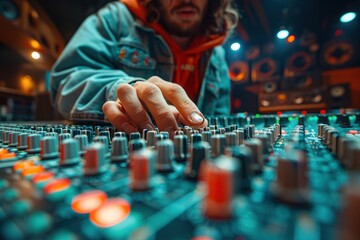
left=0, top=221, right=23, bottom=239
left=11, top=199, right=32, bottom=216
left=90, top=198, right=131, bottom=228
left=13, top=161, right=34, bottom=172
left=44, top=178, right=71, bottom=195
left=3, top=188, right=19, bottom=202
left=71, top=190, right=107, bottom=214
left=0, top=150, right=17, bottom=161
left=0, top=148, right=7, bottom=154
left=25, top=211, right=52, bottom=235
left=32, top=172, right=55, bottom=185
left=0, top=179, right=9, bottom=190
left=348, top=130, right=359, bottom=135
left=47, top=229, right=77, bottom=240
left=21, top=165, right=45, bottom=177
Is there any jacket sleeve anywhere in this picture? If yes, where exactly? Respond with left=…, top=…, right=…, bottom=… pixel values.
left=214, top=47, right=231, bottom=116
left=50, top=3, right=142, bottom=120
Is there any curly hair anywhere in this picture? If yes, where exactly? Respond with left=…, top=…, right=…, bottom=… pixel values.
left=141, top=0, right=238, bottom=35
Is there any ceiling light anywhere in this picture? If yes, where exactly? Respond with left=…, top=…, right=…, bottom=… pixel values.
left=31, top=51, right=40, bottom=60
left=231, top=42, right=241, bottom=51
left=340, top=12, right=356, bottom=23
left=277, top=29, right=289, bottom=39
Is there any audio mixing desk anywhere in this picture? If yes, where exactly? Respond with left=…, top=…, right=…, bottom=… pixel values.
left=0, top=112, right=359, bottom=240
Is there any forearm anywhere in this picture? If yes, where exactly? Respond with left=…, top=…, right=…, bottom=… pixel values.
left=52, top=68, right=143, bottom=120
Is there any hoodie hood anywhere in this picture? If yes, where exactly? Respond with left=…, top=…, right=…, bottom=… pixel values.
left=121, top=0, right=228, bottom=101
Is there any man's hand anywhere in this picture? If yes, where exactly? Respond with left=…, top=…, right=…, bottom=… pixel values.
left=102, top=76, right=207, bottom=135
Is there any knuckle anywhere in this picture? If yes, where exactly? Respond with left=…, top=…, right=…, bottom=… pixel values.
left=137, top=83, right=160, bottom=98
left=102, top=101, right=112, bottom=112
left=147, top=76, right=162, bottom=84
left=117, top=83, right=133, bottom=97
left=168, top=83, right=184, bottom=96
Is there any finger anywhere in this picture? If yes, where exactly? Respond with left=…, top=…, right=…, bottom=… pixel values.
left=117, top=83, right=155, bottom=130
left=168, top=105, right=188, bottom=126
left=134, top=81, right=179, bottom=132
left=146, top=77, right=208, bottom=128
left=102, top=101, right=138, bottom=134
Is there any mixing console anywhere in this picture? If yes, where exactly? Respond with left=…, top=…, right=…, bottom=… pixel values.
left=0, top=112, right=359, bottom=240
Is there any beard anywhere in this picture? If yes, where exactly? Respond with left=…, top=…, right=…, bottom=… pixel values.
left=159, top=17, right=203, bottom=37
left=157, top=3, right=205, bottom=37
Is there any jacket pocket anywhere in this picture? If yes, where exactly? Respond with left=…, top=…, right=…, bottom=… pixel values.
left=117, top=45, right=156, bottom=79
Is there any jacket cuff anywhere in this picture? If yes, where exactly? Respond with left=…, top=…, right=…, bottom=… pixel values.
left=107, top=77, right=145, bottom=101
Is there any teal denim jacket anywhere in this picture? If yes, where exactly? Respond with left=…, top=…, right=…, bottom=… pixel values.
left=50, top=1, right=231, bottom=121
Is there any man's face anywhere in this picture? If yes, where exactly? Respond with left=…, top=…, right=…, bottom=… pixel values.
left=158, top=0, right=208, bottom=37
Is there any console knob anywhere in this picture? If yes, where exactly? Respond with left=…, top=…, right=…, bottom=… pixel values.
left=110, top=136, right=129, bottom=163
left=272, top=148, right=308, bottom=204
left=185, top=141, right=210, bottom=179
left=83, top=143, right=108, bottom=175
left=174, top=135, right=189, bottom=163
left=155, top=140, right=174, bottom=172
left=40, top=136, right=59, bottom=160
left=202, top=155, right=240, bottom=219
left=59, top=138, right=80, bottom=165
left=129, top=149, right=156, bottom=191
left=27, top=134, right=42, bottom=154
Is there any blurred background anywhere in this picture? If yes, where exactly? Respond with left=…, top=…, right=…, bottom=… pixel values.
left=0, top=0, right=359, bottom=121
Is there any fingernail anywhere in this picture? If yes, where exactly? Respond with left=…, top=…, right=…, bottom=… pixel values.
left=121, top=122, right=137, bottom=133
left=189, top=112, right=204, bottom=124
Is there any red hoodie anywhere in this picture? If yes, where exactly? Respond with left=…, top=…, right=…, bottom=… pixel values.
left=121, top=0, right=228, bottom=101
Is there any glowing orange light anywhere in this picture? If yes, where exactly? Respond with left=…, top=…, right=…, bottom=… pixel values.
left=19, top=75, right=34, bottom=94
left=21, top=165, right=45, bottom=177
left=30, top=40, right=41, bottom=49
left=44, top=178, right=71, bottom=195
left=0, top=151, right=16, bottom=161
left=320, top=109, right=327, bottom=115
left=90, top=198, right=131, bottom=228
left=0, top=149, right=8, bottom=154
left=72, top=190, right=107, bottom=214
left=287, top=35, right=296, bottom=43
left=301, top=111, right=307, bottom=115
left=13, top=161, right=34, bottom=172
left=32, top=171, right=54, bottom=184
left=277, top=94, right=287, bottom=101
